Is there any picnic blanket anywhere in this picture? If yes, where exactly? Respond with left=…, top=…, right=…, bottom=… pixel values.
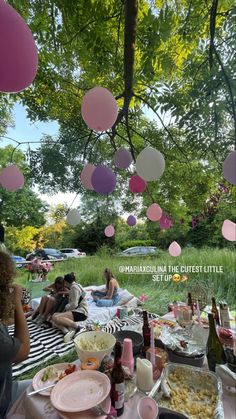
left=9, top=309, right=158, bottom=378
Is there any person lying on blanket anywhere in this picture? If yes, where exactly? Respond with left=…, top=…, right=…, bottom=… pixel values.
left=91, top=268, right=120, bottom=307
left=52, top=272, right=88, bottom=343
left=0, top=251, right=31, bottom=419
left=31, top=276, right=69, bottom=325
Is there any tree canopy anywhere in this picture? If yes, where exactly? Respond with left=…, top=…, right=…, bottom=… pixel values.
left=1, top=0, right=236, bottom=238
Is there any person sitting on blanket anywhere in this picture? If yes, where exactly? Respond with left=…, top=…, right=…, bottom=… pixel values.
left=31, top=276, right=69, bottom=325
left=91, top=268, right=120, bottom=307
left=0, top=250, right=31, bottom=419
left=52, top=272, right=88, bottom=342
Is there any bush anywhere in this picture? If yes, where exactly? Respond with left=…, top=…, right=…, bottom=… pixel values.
left=119, top=239, right=156, bottom=250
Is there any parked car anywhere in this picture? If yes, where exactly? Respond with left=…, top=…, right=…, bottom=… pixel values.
left=11, top=255, right=26, bottom=268
left=120, top=246, right=157, bottom=256
left=59, top=248, right=86, bottom=258
left=26, top=248, right=66, bottom=261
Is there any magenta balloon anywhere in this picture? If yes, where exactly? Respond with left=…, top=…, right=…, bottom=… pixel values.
left=159, top=214, right=173, bottom=229
left=223, top=151, right=236, bottom=186
left=129, top=175, right=147, bottom=194
left=0, top=1, right=38, bottom=93
left=81, top=87, right=118, bottom=132
left=80, top=163, right=95, bottom=190
left=0, top=164, right=24, bottom=191
left=104, top=225, right=115, bottom=237
left=91, top=165, right=116, bottom=195
left=221, top=219, right=236, bottom=241
left=168, top=241, right=181, bottom=257
left=114, top=148, right=133, bottom=169
left=146, top=203, right=162, bottom=221
left=127, top=215, right=136, bottom=226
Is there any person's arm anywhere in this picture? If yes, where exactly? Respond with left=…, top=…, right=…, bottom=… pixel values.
left=57, top=290, right=69, bottom=295
left=65, top=286, right=81, bottom=310
left=12, top=285, right=30, bottom=363
left=43, top=283, right=55, bottom=292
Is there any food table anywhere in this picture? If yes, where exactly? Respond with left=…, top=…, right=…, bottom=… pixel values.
left=7, top=312, right=236, bottom=419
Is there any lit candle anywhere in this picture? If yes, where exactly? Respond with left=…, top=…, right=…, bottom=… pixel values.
left=136, top=358, right=153, bottom=392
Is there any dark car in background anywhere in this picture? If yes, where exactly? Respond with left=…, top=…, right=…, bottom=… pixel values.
left=120, top=246, right=157, bottom=256
left=26, top=248, right=66, bottom=261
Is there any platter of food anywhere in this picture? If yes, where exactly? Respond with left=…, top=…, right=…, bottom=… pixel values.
left=149, top=363, right=224, bottom=419
left=32, top=363, right=77, bottom=396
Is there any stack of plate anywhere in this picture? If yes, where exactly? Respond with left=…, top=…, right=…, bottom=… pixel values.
left=32, top=364, right=111, bottom=418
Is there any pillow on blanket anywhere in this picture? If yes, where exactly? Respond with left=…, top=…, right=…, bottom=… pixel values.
left=125, top=296, right=143, bottom=307
left=118, top=289, right=134, bottom=305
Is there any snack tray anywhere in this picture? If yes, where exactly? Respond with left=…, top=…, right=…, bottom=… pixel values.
left=149, top=363, right=224, bottom=419
left=159, top=328, right=206, bottom=357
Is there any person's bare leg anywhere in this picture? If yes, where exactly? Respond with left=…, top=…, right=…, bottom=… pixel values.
left=38, top=296, right=49, bottom=315
left=52, top=312, right=77, bottom=329
left=43, top=297, right=56, bottom=316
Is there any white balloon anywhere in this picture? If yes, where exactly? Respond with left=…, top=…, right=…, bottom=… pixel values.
left=136, top=146, right=165, bottom=181
left=66, top=209, right=81, bottom=226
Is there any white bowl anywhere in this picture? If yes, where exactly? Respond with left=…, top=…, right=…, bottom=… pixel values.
left=74, top=331, right=116, bottom=366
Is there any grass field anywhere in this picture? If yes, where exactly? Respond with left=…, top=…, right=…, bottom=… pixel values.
left=16, top=247, right=236, bottom=315
left=14, top=247, right=235, bottom=380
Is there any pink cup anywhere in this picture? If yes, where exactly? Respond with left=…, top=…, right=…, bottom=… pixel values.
left=137, top=396, right=158, bottom=419
left=121, top=338, right=134, bottom=374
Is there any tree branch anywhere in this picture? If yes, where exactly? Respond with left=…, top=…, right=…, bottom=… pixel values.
left=209, top=0, right=218, bottom=69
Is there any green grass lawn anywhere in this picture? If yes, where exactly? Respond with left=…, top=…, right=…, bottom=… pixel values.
left=15, top=247, right=236, bottom=380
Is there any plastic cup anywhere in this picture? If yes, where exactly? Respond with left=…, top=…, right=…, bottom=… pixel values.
left=121, top=338, right=134, bottom=373
left=137, top=396, right=158, bottom=419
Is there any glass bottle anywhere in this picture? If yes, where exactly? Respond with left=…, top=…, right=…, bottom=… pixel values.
left=110, top=342, right=125, bottom=417
left=206, top=313, right=226, bottom=372
left=211, top=297, right=220, bottom=325
left=187, top=292, right=194, bottom=317
left=142, top=310, right=151, bottom=355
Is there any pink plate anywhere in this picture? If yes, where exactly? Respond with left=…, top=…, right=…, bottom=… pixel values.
left=50, top=370, right=111, bottom=413
left=32, top=363, right=78, bottom=396
left=56, top=395, right=111, bottom=419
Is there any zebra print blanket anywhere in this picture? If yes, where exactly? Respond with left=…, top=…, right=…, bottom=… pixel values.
left=9, top=309, right=158, bottom=378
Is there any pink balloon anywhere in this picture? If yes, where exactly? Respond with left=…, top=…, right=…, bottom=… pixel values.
left=104, top=225, right=115, bottom=237
left=159, top=214, right=173, bottom=229
left=168, top=241, right=181, bottom=257
left=0, top=1, right=38, bottom=93
left=114, top=148, right=133, bottom=169
left=81, top=87, right=118, bottom=132
left=223, top=151, right=236, bottom=185
left=146, top=203, right=163, bottom=221
left=129, top=175, right=147, bottom=194
left=80, top=163, right=95, bottom=190
left=0, top=164, right=24, bottom=191
left=221, top=219, right=236, bottom=241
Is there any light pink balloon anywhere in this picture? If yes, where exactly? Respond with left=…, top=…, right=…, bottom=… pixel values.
left=80, top=163, right=95, bottom=190
left=146, top=203, right=162, bottom=221
left=0, top=164, right=24, bottom=191
left=104, top=225, right=115, bottom=237
left=81, top=87, right=118, bottom=132
left=221, top=219, right=236, bottom=241
left=168, top=241, right=181, bottom=257
left=0, top=1, right=38, bottom=93
left=129, top=175, right=147, bottom=193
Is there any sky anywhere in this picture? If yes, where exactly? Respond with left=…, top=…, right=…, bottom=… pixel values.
left=2, top=103, right=81, bottom=208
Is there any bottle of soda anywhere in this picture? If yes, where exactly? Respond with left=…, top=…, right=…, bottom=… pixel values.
left=110, top=342, right=125, bottom=417
left=142, top=310, right=151, bottom=356
left=211, top=297, right=220, bottom=326
left=207, top=313, right=226, bottom=372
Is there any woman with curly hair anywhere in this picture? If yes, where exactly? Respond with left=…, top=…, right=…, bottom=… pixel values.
left=0, top=250, right=30, bottom=418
